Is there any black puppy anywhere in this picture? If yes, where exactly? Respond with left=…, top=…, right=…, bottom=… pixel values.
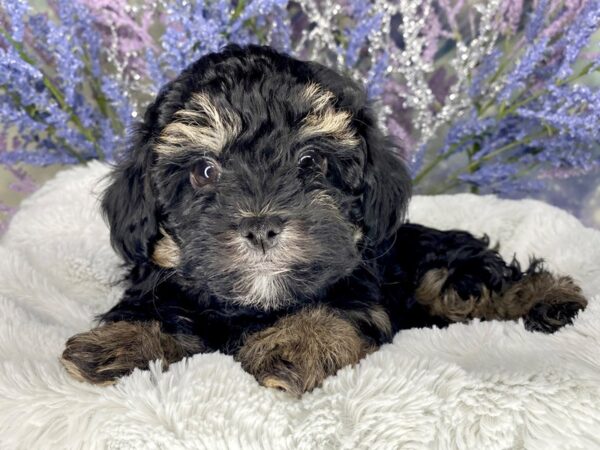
left=62, top=45, right=587, bottom=395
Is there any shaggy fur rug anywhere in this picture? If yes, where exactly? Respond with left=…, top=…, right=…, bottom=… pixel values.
left=0, top=162, right=599, bottom=450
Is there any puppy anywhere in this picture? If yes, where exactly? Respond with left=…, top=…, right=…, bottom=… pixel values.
left=62, top=45, right=587, bottom=396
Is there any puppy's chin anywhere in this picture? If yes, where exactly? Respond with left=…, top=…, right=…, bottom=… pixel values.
left=212, top=262, right=354, bottom=311
left=231, top=271, right=294, bottom=310
left=193, top=228, right=360, bottom=311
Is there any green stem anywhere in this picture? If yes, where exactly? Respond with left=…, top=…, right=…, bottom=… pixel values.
left=558, top=62, right=596, bottom=86
left=467, top=144, right=479, bottom=194
left=413, top=153, right=446, bottom=186
left=413, top=135, right=474, bottom=185
left=477, top=36, right=525, bottom=115
left=231, top=0, right=246, bottom=21
left=0, top=29, right=104, bottom=161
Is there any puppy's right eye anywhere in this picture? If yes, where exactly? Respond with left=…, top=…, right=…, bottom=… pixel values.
left=190, top=160, right=220, bottom=188
left=298, top=150, right=324, bottom=170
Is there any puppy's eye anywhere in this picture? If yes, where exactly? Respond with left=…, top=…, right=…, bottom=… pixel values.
left=298, top=151, right=322, bottom=170
left=190, top=160, right=220, bottom=187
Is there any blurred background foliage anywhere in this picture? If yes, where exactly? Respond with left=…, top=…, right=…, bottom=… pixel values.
left=0, top=0, right=599, bottom=233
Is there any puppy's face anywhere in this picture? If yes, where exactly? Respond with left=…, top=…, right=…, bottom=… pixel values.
left=103, top=46, right=411, bottom=311
left=153, top=84, right=365, bottom=309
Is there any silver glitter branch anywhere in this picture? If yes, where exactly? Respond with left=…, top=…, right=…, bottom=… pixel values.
left=429, top=0, right=503, bottom=145
left=295, top=0, right=505, bottom=156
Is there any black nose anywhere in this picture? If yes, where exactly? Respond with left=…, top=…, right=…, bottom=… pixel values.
left=239, top=216, right=285, bottom=252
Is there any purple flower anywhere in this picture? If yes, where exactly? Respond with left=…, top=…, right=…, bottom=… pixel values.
left=100, top=76, right=134, bottom=132
left=345, top=7, right=383, bottom=67
left=0, top=0, right=28, bottom=41
left=367, top=51, right=389, bottom=98
left=422, top=7, right=442, bottom=62
left=78, top=0, right=156, bottom=73
left=518, top=84, right=600, bottom=142
left=269, top=7, right=291, bottom=52
left=144, top=48, right=167, bottom=93
left=498, top=0, right=524, bottom=34
left=159, top=0, right=229, bottom=76
left=542, top=0, right=586, bottom=40
left=6, top=165, right=37, bottom=194
left=498, top=37, right=549, bottom=102
left=438, top=111, right=496, bottom=156
left=460, top=162, right=518, bottom=187
left=554, top=0, right=600, bottom=79
left=469, top=50, right=500, bottom=98
left=525, top=0, right=549, bottom=42
left=231, top=0, right=288, bottom=34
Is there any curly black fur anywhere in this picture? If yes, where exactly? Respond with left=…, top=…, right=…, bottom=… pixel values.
left=62, top=45, right=587, bottom=391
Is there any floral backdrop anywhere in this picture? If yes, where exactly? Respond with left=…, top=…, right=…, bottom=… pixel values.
left=0, top=0, right=599, bottom=233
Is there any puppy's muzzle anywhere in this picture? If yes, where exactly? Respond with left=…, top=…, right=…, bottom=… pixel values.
left=239, top=216, right=285, bottom=253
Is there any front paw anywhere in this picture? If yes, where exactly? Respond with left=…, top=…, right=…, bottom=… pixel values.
left=61, top=321, right=202, bottom=385
left=237, top=327, right=311, bottom=397
left=254, top=358, right=306, bottom=397
left=236, top=307, right=371, bottom=396
left=61, top=322, right=154, bottom=385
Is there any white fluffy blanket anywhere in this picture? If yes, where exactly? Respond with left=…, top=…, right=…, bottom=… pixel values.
left=0, top=162, right=599, bottom=450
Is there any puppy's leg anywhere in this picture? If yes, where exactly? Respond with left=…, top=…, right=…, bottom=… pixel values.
left=415, top=256, right=587, bottom=333
left=61, top=321, right=205, bottom=385
left=236, top=305, right=374, bottom=396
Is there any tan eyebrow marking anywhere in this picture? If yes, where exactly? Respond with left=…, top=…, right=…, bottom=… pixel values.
left=152, top=229, right=181, bottom=268
left=155, top=92, right=241, bottom=155
left=298, top=83, right=360, bottom=147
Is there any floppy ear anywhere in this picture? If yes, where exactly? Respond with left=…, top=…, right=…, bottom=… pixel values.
left=101, top=77, right=186, bottom=265
left=362, top=127, right=412, bottom=245
left=101, top=127, right=160, bottom=265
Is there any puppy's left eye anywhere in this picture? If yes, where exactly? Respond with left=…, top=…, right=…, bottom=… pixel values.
left=190, top=159, right=220, bottom=188
left=298, top=151, right=323, bottom=170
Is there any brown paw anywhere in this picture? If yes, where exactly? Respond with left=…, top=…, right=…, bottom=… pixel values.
left=61, top=321, right=204, bottom=385
left=236, top=306, right=372, bottom=396
left=515, top=274, right=587, bottom=333
left=524, top=297, right=587, bottom=333
left=259, top=360, right=305, bottom=397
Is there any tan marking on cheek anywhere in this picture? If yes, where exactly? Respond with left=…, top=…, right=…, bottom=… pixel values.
left=152, top=230, right=181, bottom=268
left=155, top=92, right=241, bottom=155
left=353, top=227, right=363, bottom=243
left=299, top=83, right=360, bottom=147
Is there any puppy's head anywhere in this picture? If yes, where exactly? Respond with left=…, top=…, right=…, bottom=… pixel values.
left=103, top=45, right=411, bottom=310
